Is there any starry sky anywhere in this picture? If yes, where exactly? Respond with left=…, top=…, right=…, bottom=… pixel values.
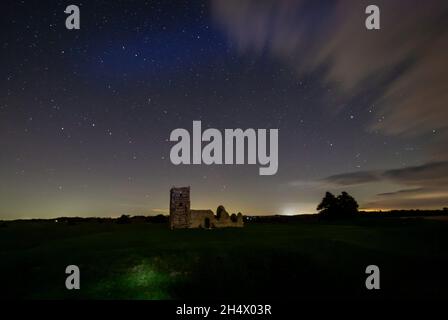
left=1, top=0, right=448, bottom=219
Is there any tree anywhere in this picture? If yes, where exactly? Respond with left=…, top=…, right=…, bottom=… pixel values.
left=116, top=214, right=131, bottom=224
left=150, top=214, right=168, bottom=223
left=317, top=191, right=359, bottom=218
left=337, top=192, right=359, bottom=216
left=317, top=192, right=337, bottom=214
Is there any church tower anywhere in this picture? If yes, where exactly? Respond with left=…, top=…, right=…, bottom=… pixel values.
left=169, top=186, right=191, bottom=229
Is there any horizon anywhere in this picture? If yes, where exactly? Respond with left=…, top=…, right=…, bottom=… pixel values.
left=3, top=204, right=448, bottom=222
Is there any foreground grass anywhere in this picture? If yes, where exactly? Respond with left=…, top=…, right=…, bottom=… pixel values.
left=1, top=218, right=448, bottom=299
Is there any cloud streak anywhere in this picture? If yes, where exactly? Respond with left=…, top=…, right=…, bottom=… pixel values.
left=384, top=161, right=448, bottom=187
left=322, top=171, right=380, bottom=186
left=212, top=0, right=448, bottom=151
left=322, top=161, right=448, bottom=209
left=323, top=161, right=448, bottom=187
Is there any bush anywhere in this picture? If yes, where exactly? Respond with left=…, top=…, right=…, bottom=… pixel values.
left=149, top=214, right=168, bottom=223
left=116, top=214, right=131, bottom=224
left=317, top=191, right=359, bottom=218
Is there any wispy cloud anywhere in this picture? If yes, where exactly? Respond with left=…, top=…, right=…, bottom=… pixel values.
left=213, top=0, right=448, bottom=209
left=320, top=161, right=448, bottom=209
left=383, top=161, right=448, bottom=187
left=212, top=0, right=448, bottom=155
left=377, top=188, right=424, bottom=197
left=323, top=161, right=448, bottom=187
left=322, top=171, right=380, bottom=186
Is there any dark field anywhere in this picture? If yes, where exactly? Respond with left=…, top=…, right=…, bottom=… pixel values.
left=1, top=217, right=448, bottom=300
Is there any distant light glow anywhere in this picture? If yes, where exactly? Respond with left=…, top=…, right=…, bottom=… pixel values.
left=282, top=207, right=299, bottom=216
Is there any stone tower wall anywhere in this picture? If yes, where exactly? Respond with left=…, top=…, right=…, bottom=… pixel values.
left=169, top=186, right=244, bottom=229
left=169, top=187, right=191, bottom=229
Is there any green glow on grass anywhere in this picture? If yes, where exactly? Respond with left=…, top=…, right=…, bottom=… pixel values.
left=90, top=259, right=181, bottom=299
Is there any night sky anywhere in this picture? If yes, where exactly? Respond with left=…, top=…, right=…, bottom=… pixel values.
left=1, top=0, right=448, bottom=219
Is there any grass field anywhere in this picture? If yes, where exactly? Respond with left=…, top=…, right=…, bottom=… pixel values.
left=1, top=217, right=448, bottom=300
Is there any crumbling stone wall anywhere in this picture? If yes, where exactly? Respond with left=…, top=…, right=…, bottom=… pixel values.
left=214, top=206, right=243, bottom=228
left=189, top=210, right=215, bottom=228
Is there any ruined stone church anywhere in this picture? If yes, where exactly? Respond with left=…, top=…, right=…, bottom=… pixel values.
left=169, top=186, right=244, bottom=229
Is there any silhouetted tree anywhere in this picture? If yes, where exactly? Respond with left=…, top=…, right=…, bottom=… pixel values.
left=317, top=191, right=359, bottom=218
left=150, top=214, right=168, bottom=223
left=116, top=214, right=131, bottom=224
left=317, top=192, right=337, bottom=214
left=337, top=192, right=359, bottom=216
